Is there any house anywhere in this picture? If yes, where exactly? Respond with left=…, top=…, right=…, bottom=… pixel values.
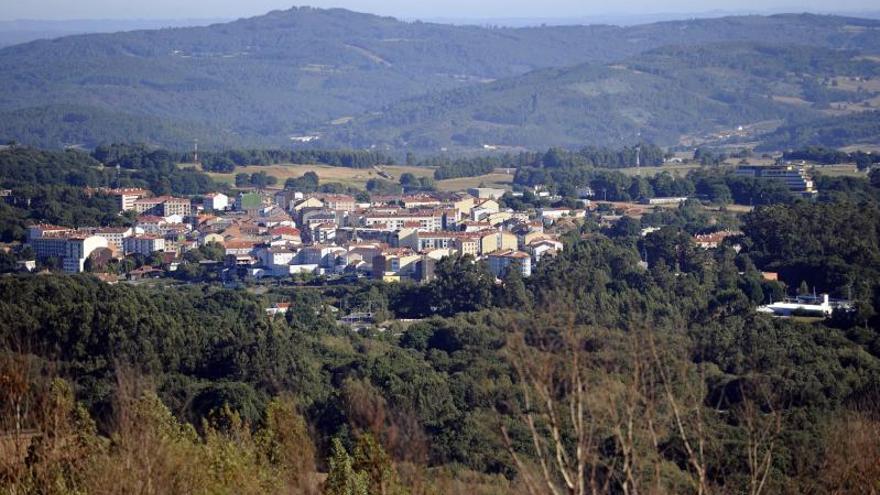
left=266, top=303, right=291, bottom=316
left=403, top=194, right=442, bottom=209
left=311, top=223, right=337, bottom=243
left=538, top=208, right=571, bottom=222
left=136, top=216, right=170, bottom=235
left=372, top=249, right=421, bottom=279
left=316, top=194, right=356, bottom=212
left=527, top=238, right=564, bottom=263
left=224, top=240, right=258, bottom=256
left=204, top=193, right=229, bottom=211
left=487, top=250, right=532, bottom=278
left=471, top=200, right=500, bottom=221
left=269, top=226, right=302, bottom=243
left=693, top=231, right=740, bottom=249
left=468, top=188, right=506, bottom=200
left=292, top=197, right=325, bottom=213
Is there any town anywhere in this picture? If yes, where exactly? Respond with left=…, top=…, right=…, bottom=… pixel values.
left=16, top=158, right=851, bottom=322
left=23, top=185, right=567, bottom=283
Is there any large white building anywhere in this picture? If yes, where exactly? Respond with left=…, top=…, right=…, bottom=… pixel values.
left=63, top=235, right=110, bottom=273
left=735, top=165, right=816, bottom=195
left=28, top=226, right=109, bottom=273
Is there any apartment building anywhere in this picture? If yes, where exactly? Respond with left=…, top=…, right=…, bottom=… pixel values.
left=108, top=188, right=150, bottom=212
left=362, top=210, right=443, bottom=232
left=93, top=226, right=134, bottom=250
left=133, top=196, right=192, bottom=217
left=124, top=235, right=166, bottom=256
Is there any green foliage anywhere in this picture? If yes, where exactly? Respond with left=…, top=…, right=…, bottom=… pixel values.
left=324, top=438, right=369, bottom=495
left=430, top=255, right=495, bottom=317
left=758, top=111, right=880, bottom=150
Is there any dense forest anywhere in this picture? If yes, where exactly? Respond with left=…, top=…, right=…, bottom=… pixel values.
left=757, top=111, right=880, bottom=150
left=328, top=43, right=880, bottom=151
left=2, top=148, right=880, bottom=491
left=0, top=146, right=217, bottom=242
left=3, top=197, right=880, bottom=491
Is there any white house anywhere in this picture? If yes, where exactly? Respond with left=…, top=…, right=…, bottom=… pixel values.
left=204, top=193, right=229, bottom=211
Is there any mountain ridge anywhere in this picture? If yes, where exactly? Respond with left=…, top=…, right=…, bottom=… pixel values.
left=1, top=7, right=879, bottom=150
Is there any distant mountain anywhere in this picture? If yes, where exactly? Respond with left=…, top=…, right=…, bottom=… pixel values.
left=322, top=43, right=880, bottom=151
left=0, top=18, right=227, bottom=47
left=0, top=7, right=879, bottom=149
left=756, top=111, right=880, bottom=150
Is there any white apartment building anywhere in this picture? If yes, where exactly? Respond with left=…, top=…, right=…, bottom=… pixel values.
left=124, top=235, right=166, bottom=256
left=362, top=210, right=443, bottom=232
left=63, top=235, right=109, bottom=273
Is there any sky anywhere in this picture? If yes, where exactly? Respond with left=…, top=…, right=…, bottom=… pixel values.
left=1, top=0, right=878, bottom=21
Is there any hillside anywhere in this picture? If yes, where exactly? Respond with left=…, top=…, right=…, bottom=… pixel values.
left=1, top=8, right=880, bottom=149
left=327, top=43, right=880, bottom=151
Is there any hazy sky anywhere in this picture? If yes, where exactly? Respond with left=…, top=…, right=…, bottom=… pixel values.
left=1, top=0, right=877, bottom=21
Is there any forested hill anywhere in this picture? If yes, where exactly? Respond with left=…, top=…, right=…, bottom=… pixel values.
left=327, top=43, right=880, bottom=151
left=0, top=8, right=879, bottom=149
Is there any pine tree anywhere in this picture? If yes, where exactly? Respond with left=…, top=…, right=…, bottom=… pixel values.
left=323, top=438, right=368, bottom=495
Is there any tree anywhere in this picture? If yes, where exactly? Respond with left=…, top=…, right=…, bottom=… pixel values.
left=352, top=433, right=403, bottom=495
left=323, top=438, right=369, bottom=495
left=235, top=173, right=251, bottom=187
left=496, top=266, right=532, bottom=311
left=430, top=255, right=495, bottom=316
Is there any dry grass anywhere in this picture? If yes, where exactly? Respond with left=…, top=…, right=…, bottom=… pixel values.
left=618, top=163, right=700, bottom=178
left=435, top=173, right=514, bottom=192
left=808, top=165, right=865, bottom=178
left=193, top=160, right=518, bottom=192
left=205, top=164, right=433, bottom=189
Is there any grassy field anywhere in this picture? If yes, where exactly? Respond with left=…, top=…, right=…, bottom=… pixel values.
left=199, top=162, right=514, bottom=192
left=203, top=164, right=433, bottom=189
left=435, top=172, right=515, bottom=192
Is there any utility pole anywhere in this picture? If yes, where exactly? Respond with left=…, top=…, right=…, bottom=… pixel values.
left=636, top=143, right=641, bottom=177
